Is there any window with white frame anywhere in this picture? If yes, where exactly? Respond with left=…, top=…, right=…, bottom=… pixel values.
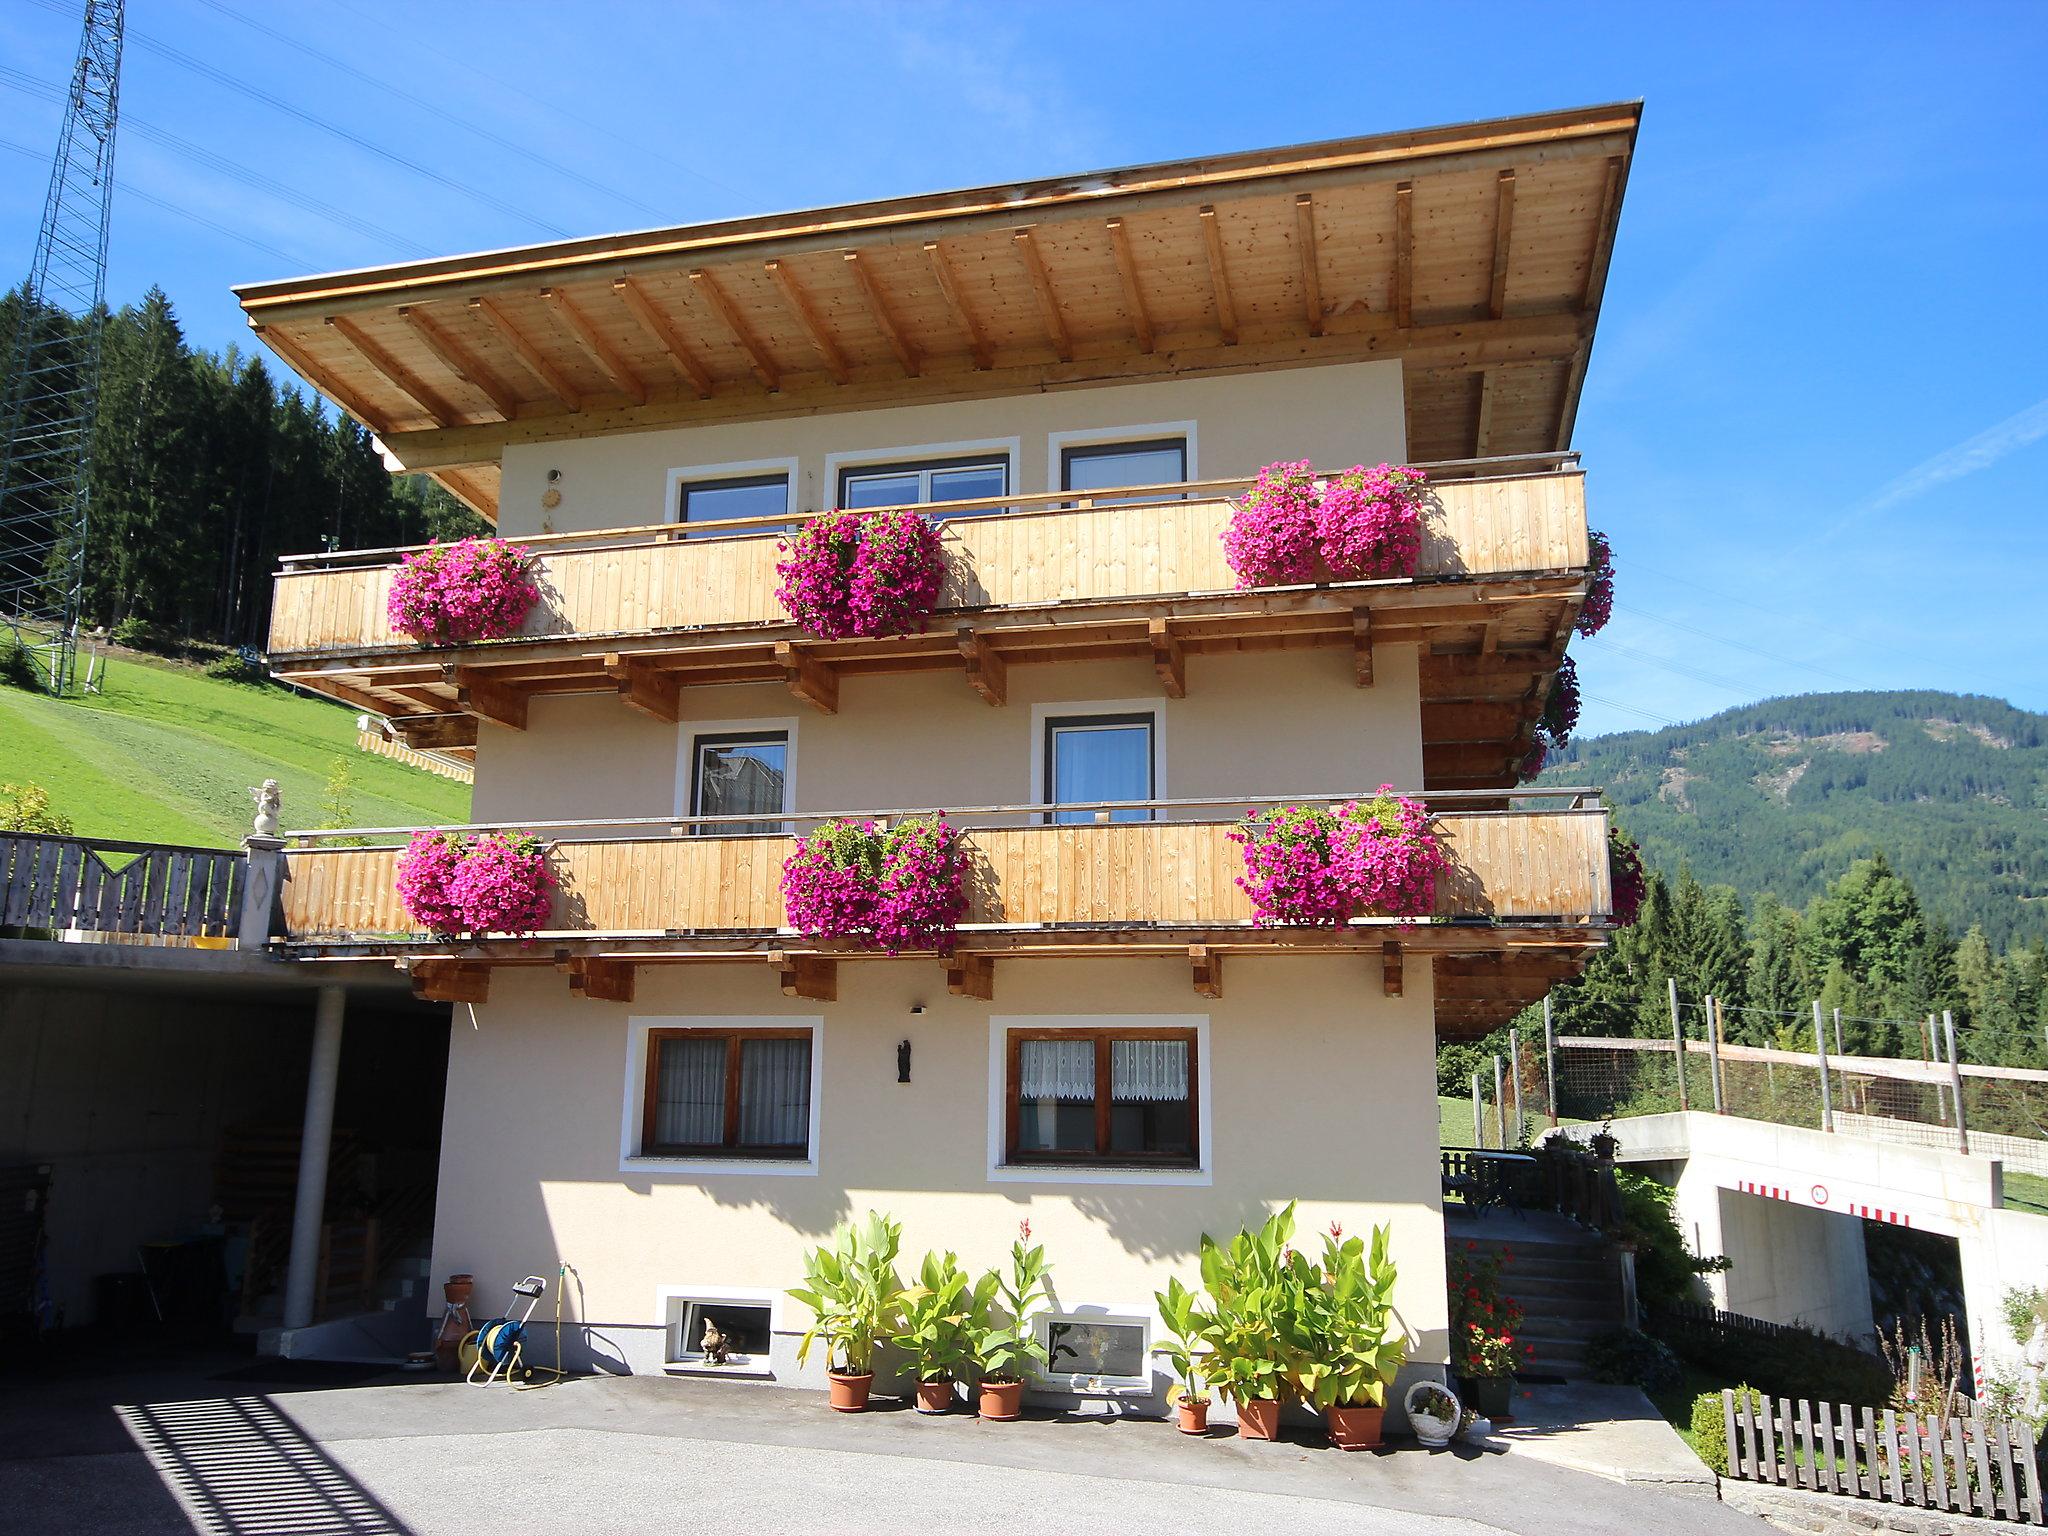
left=1059, top=437, right=1188, bottom=505
left=675, top=471, right=791, bottom=537
left=688, top=730, right=790, bottom=835
left=1043, top=711, right=1156, bottom=824
left=663, top=1293, right=775, bottom=1372
left=839, top=454, right=1007, bottom=517
left=1005, top=1027, right=1197, bottom=1167
left=641, top=1028, right=812, bottom=1159
left=1038, top=1312, right=1151, bottom=1390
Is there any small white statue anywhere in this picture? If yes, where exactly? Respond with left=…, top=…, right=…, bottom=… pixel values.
left=250, top=779, right=281, bottom=838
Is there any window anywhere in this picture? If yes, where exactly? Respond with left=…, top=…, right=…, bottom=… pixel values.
left=1044, top=712, right=1155, bottom=823
left=664, top=1296, right=774, bottom=1372
left=1040, top=1314, right=1150, bottom=1390
left=1060, top=438, right=1187, bottom=505
left=839, top=455, right=1008, bottom=518
left=689, top=730, right=789, bottom=835
left=676, top=472, right=790, bottom=538
left=1004, top=1028, right=1197, bottom=1166
left=642, top=1028, right=812, bottom=1158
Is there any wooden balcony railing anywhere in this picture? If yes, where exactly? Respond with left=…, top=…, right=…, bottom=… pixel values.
left=268, top=456, right=1589, bottom=659
left=1, top=833, right=248, bottom=941
left=277, top=791, right=1612, bottom=956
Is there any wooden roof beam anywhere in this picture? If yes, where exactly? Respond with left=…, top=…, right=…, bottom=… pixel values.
left=398, top=306, right=521, bottom=420
left=411, top=959, right=489, bottom=1005
left=248, top=322, right=393, bottom=434
left=842, top=251, right=919, bottom=378
left=471, top=296, right=582, bottom=412
left=947, top=952, right=995, bottom=1001
left=1104, top=217, right=1153, bottom=354
left=612, top=276, right=714, bottom=399
left=1012, top=228, right=1072, bottom=364
left=689, top=267, right=780, bottom=391
left=453, top=668, right=529, bottom=730
left=959, top=627, right=1007, bottom=706
left=765, top=258, right=849, bottom=385
left=1393, top=182, right=1414, bottom=328
left=773, top=951, right=836, bottom=1001
left=324, top=314, right=461, bottom=427
left=1475, top=367, right=1498, bottom=458
left=1294, top=193, right=1325, bottom=337
left=1149, top=618, right=1185, bottom=699
left=923, top=241, right=992, bottom=370
left=395, top=714, right=478, bottom=751
left=1198, top=205, right=1238, bottom=346
left=568, top=956, right=635, bottom=1003
left=1487, top=169, right=1517, bottom=321
left=542, top=287, right=649, bottom=406
left=776, top=641, right=840, bottom=714
left=1190, top=945, right=1223, bottom=999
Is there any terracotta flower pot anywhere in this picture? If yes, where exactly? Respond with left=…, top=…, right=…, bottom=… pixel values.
left=1326, top=1403, right=1384, bottom=1451
left=1176, top=1398, right=1211, bottom=1436
left=915, top=1378, right=954, bottom=1414
left=828, top=1371, right=874, bottom=1412
left=1235, top=1397, right=1281, bottom=1440
left=442, top=1274, right=473, bottom=1306
left=978, top=1378, right=1024, bottom=1421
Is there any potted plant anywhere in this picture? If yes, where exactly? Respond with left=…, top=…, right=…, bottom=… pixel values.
left=386, top=536, right=540, bottom=645
left=968, top=1222, right=1051, bottom=1421
left=894, top=1249, right=993, bottom=1415
left=1447, top=1242, right=1527, bottom=1420
left=1152, top=1276, right=1213, bottom=1435
left=1296, top=1221, right=1409, bottom=1451
left=1588, top=1119, right=1620, bottom=1160
left=1193, top=1203, right=1309, bottom=1440
left=775, top=506, right=947, bottom=639
left=789, top=1211, right=905, bottom=1412
left=1405, top=1380, right=1461, bottom=1449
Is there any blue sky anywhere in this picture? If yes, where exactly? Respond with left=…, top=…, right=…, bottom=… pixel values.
left=3, top=1, right=2044, bottom=737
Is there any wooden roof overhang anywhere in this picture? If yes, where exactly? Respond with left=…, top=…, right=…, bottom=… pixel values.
left=233, top=102, right=1639, bottom=519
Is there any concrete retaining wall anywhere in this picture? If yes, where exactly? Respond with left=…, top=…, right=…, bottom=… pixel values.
left=1723, top=1479, right=2031, bottom=1534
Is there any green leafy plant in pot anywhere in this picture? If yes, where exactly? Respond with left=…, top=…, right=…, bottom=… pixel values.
left=1153, top=1276, right=1215, bottom=1435
left=789, top=1210, right=905, bottom=1412
left=1294, top=1220, right=1408, bottom=1450
left=1193, top=1202, right=1311, bottom=1440
left=968, top=1222, right=1051, bottom=1421
left=894, top=1248, right=995, bottom=1414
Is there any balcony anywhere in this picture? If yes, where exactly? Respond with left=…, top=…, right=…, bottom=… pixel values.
left=267, top=455, right=1593, bottom=789
left=275, top=790, right=1611, bottom=1037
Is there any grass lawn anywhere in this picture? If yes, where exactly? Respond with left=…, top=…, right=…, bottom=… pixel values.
left=1, top=651, right=469, bottom=846
left=2004, top=1169, right=2048, bottom=1216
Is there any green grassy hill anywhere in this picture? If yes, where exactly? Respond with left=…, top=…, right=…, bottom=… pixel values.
left=1, top=652, right=469, bottom=846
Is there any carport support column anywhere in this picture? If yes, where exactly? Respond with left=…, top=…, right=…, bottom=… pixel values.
left=283, top=985, right=347, bottom=1331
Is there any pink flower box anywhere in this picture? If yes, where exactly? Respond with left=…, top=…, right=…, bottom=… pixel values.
left=386, top=538, right=540, bottom=646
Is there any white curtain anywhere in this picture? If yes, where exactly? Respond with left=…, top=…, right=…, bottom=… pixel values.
left=655, top=1037, right=727, bottom=1145
left=738, top=1037, right=810, bottom=1147
left=1019, top=1038, right=1096, bottom=1100
left=1111, top=1038, right=1188, bottom=1102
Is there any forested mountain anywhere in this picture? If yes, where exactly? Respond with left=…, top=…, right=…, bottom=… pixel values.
left=1, top=285, right=487, bottom=650
left=1541, top=691, right=2047, bottom=947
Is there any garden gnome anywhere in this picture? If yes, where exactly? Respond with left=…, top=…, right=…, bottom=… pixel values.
left=250, top=779, right=281, bottom=837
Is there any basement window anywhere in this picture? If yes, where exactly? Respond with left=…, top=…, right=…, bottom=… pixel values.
left=664, top=1294, right=774, bottom=1375
left=1038, top=1311, right=1151, bottom=1392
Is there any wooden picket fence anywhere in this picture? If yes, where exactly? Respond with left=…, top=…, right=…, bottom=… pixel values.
left=1723, top=1390, right=2045, bottom=1525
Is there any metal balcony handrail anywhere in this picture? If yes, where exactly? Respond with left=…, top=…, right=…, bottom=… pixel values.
left=275, top=451, right=1583, bottom=571
left=282, top=785, right=1608, bottom=845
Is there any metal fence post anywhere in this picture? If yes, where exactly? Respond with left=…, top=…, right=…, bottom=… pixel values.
left=1813, top=999, right=1834, bottom=1133
left=1492, top=1054, right=1507, bottom=1150
left=1472, top=1071, right=1485, bottom=1150
left=1833, top=1006, right=1844, bottom=1059
left=1944, top=1011, right=1969, bottom=1155
left=1670, top=977, right=1690, bottom=1113
left=1707, top=996, right=1725, bottom=1113
left=1543, top=996, right=1559, bottom=1127
left=1509, top=1028, right=1525, bottom=1146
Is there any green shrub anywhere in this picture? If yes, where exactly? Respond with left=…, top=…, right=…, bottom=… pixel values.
left=1656, top=1313, right=1892, bottom=1407
left=1586, top=1327, right=1682, bottom=1393
left=204, top=651, right=269, bottom=686
left=1691, top=1386, right=1761, bottom=1475
left=1615, top=1169, right=1729, bottom=1311
left=110, top=615, right=160, bottom=651
left=1, top=782, right=73, bottom=835
left=1, top=639, right=40, bottom=690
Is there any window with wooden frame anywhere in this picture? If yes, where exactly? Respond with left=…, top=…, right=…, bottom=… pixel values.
left=641, top=1028, right=812, bottom=1159
left=1003, top=1028, right=1198, bottom=1167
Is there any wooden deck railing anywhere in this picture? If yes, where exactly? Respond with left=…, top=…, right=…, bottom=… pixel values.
left=268, top=460, right=1589, bottom=657
left=0, top=833, right=247, bottom=940
left=277, top=796, right=1612, bottom=946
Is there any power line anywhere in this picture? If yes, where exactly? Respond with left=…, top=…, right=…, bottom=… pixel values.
left=188, top=0, right=673, bottom=222
left=1612, top=601, right=1878, bottom=690
left=22, top=0, right=573, bottom=239
left=1582, top=636, right=1763, bottom=698
left=1580, top=690, right=1681, bottom=729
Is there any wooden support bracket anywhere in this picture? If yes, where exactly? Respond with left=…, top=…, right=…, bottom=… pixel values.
left=1105, top=217, right=1153, bottom=354
left=1293, top=193, right=1325, bottom=337
left=923, top=241, right=992, bottom=370
left=1149, top=617, right=1186, bottom=699
left=958, top=627, right=1007, bottom=706
left=569, top=956, right=636, bottom=1003
left=1198, top=206, right=1238, bottom=345
left=947, top=952, right=995, bottom=1001
left=454, top=670, right=529, bottom=730
left=775, top=641, right=839, bottom=714
left=1013, top=228, right=1072, bottom=363
left=411, top=959, right=490, bottom=1005
left=396, top=714, right=478, bottom=751
left=1190, top=945, right=1223, bottom=999
left=1382, top=941, right=1403, bottom=998
left=607, top=654, right=680, bottom=722
left=1352, top=608, right=1374, bottom=688
left=772, top=951, right=837, bottom=1002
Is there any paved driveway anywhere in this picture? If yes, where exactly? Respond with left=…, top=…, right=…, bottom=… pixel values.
left=2, top=1353, right=1759, bottom=1535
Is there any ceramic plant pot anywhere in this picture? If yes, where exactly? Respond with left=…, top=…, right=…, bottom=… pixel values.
left=1176, top=1399, right=1210, bottom=1435
left=978, top=1379, right=1024, bottom=1420
left=1462, top=1375, right=1513, bottom=1420
left=1235, top=1397, right=1281, bottom=1440
left=828, top=1371, right=874, bottom=1412
left=443, top=1274, right=474, bottom=1306
left=915, top=1378, right=954, bottom=1414
left=1326, top=1403, right=1385, bottom=1451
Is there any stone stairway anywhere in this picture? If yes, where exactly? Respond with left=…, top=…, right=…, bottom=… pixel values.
left=1452, top=1220, right=1625, bottom=1380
